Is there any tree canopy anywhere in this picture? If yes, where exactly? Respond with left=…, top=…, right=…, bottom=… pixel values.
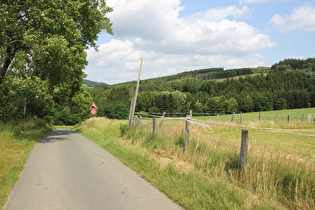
left=0, top=0, right=113, bottom=124
left=0, top=0, right=113, bottom=91
left=86, top=61, right=315, bottom=119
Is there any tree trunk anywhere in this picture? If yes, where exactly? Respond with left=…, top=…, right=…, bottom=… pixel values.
left=0, top=45, right=16, bottom=85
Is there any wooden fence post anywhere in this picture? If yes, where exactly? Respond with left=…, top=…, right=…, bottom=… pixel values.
left=136, top=116, right=140, bottom=128
left=239, top=129, right=249, bottom=169
left=231, top=112, right=235, bottom=122
left=160, top=112, right=166, bottom=126
left=302, top=114, right=304, bottom=122
left=217, top=114, right=219, bottom=122
left=288, top=115, right=290, bottom=122
left=240, top=112, right=243, bottom=124
left=152, top=117, right=156, bottom=140
left=190, top=110, right=192, bottom=120
left=185, top=119, right=189, bottom=151
left=275, top=113, right=278, bottom=122
left=259, top=112, right=261, bottom=121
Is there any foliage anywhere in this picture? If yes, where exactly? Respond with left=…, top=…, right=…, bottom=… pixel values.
left=87, top=58, right=315, bottom=119
left=53, top=89, right=93, bottom=125
left=254, top=95, right=272, bottom=112
left=274, top=98, right=287, bottom=110
left=0, top=0, right=113, bottom=89
left=239, top=95, right=254, bottom=113
left=224, top=98, right=238, bottom=114
left=119, top=123, right=129, bottom=136
left=0, top=76, right=54, bottom=123
left=271, top=58, right=315, bottom=70
left=148, top=107, right=160, bottom=113
left=87, top=87, right=131, bottom=119
left=1, top=0, right=113, bottom=124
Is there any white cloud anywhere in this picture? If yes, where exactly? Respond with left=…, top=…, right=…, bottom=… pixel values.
left=270, top=4, right=315, bottom=32
left=86, top=40, right=268, bottom=84
left=240, top=0, right=274, bottom=4
left=193, top=6, right=252, bottom=21
left=85, top=0, right=276, bottom=84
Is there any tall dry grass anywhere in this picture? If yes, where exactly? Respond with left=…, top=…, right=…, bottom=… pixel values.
left=0, top=120, right=53, bottom=208
left=122, top=118, right=315, bottom=209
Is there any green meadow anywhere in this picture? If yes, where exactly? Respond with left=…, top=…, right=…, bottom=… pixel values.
left=76, top=108, right=315, bottom=209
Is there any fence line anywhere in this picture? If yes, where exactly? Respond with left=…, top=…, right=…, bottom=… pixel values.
left=135, top=112, right=315, bottom=123
left=136, top=112, right=315, bottom=138
left=138, top=115, right=315, bottom=133
left=187, top=119, right=215, bottom=134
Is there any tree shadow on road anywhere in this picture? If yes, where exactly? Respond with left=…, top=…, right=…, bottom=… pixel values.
left=39, top=129, right=78, bottom=143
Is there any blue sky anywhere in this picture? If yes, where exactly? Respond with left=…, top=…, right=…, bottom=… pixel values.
left=85, top=0, right=315, bottom=84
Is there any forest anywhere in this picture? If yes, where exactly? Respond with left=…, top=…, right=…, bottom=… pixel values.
left=87, top=58, right=315, bottom=121
left=1, top=56, right=314, bottom=125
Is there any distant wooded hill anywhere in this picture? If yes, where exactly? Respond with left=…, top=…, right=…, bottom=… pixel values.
left=83, top=79, right=108, bottom=87
left=86, top=58, right=315, bottom=120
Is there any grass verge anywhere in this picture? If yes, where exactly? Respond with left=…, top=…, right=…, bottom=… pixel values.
left=75, top=116, right=315, bottom=209
left=0, top=120, right=54, bottom=208
left=53, top=125, right=75, bottom=130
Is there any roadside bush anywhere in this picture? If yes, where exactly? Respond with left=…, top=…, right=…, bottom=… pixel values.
left=119, top=123, right=129, bottom=136
left=0, top=76, right=54, bottom=123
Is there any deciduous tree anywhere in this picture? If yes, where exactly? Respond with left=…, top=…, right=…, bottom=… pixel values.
left=0, top=0, right=113, bottom=94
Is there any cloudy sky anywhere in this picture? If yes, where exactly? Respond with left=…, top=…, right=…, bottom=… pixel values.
left=85, top=0, right=315, bottom=84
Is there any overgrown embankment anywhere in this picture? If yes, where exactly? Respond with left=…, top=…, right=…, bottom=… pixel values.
left=76, top=117, right=315, bottom=209
left=0, top=120, right=53, bottom=208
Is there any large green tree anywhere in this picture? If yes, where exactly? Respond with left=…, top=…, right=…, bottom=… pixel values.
left=0, top=0, right=113, bottom=95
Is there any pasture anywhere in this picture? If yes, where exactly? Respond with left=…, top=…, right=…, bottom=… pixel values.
left=76, top=108, right=315, bottom=209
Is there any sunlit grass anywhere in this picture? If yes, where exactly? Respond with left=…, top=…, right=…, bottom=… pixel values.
left=200, top=107, right=315, bottom=124
left=76, top=110, right=315, bottom=209
left=53, top=125, right=75, bottom=130
left=0, top=120, right=53, bottom=208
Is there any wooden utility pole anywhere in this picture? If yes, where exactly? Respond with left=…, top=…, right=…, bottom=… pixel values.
left=128, top=97, right=134, bottom=127
left=129, top=58, right=143, bottom=127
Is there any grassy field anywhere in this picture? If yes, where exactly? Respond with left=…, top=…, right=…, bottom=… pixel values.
left=75, top=108, right=315, bottom=209
left=0, top=120, right=53, bottom=208
left=201, top=107, right=315, bottom=123
left=1, top=108, right=313, bottom=209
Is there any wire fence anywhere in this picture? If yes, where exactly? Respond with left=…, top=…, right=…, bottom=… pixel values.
left=135, top=111, right=315, bottom=123
left=134, top=110, right=315, bottom=138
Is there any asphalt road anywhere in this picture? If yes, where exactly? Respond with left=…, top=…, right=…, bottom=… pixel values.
left=4, top=129, right=183, bottom=210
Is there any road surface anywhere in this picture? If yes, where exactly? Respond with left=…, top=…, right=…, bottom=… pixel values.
left=4, top=129, right=183, bottom=210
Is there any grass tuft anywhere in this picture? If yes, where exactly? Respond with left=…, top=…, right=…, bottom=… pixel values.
left=0, top=120, right=53, bottom=208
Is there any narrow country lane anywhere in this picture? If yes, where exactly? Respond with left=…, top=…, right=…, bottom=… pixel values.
left=4, top=129, right=183, bottom=210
